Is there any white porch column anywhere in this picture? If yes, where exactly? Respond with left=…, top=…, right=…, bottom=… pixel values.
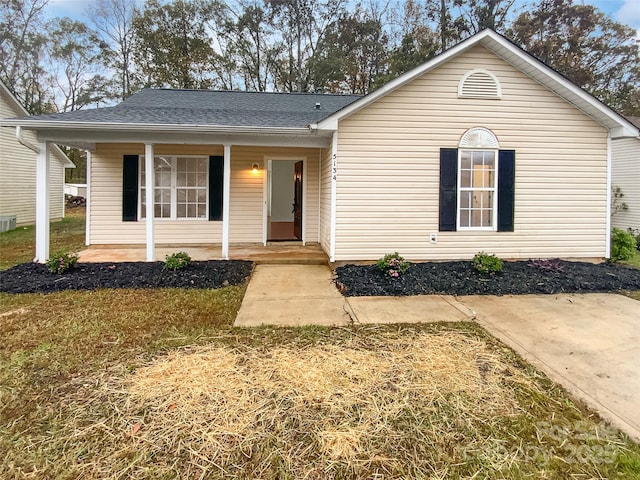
left=35, top=141, right=51, bottom=263
left=329, top=131, right=338, bottom=262
left=222, top=144, right=231, bottom=260
left=145, top=143, right=155, bottom=261
left=85, top=150, right=91, bottom=246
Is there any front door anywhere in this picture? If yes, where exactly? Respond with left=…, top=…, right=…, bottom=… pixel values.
left=293, top=161, right=303, bottom=240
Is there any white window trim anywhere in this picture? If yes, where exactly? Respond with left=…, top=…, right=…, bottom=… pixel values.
left=456, top=149, right=499, bottom=231
left=139, top=155, right=209, bottom=221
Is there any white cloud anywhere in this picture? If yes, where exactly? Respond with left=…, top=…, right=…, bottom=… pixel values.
left=615, top=0, right=640, bottom=34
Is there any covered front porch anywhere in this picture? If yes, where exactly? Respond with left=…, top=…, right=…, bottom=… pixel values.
left=78, top=243, right=328, bottom=265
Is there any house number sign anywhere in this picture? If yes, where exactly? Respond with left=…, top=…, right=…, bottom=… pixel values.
left=332, top=153, right=337, bottom=180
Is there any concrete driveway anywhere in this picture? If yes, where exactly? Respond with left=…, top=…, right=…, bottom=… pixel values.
left=233, top=264, right=640, bottom=441
left=459, top=293, right=640, bottom=442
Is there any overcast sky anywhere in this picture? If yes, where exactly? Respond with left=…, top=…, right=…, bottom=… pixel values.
left=46, top=0, right=640, bottom=36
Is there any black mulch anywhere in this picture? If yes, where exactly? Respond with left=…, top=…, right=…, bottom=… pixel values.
left=0, top=260, right=254, bottom=294
left=335, top=260, right=640, bottom=297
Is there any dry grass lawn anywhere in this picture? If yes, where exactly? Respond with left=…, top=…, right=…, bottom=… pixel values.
left=0, top=207, right=86, bottom=270
left=1, top=285, right=639, bottom=479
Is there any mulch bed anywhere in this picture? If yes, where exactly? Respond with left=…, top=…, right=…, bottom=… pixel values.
left=335, top=260, right=640, bottom=297
left=0, top=260, right=254, bottom=294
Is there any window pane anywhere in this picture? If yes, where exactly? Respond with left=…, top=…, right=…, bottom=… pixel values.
left=177, top=189, right=187, bottom=202
left=461, top=152, right=472, bottom=170
left=460, top=169, right=471, bottom=188
left=177, top=204, right=186, bottom=218
left=460, top=191, right=471, bottom=209
left=460, top=210, right=470, bottom=227
left=197, top=189, right=206, bottom=202
left=483, top=209, right=493, bottom=227
left=197, top=204, right=206, bottom=218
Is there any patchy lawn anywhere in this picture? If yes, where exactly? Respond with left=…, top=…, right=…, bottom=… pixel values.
left=622, top=249, right=640, bottom=269
left=0, top=207, right=86, bottom=270
left=1, top=290, right=639, bottom=479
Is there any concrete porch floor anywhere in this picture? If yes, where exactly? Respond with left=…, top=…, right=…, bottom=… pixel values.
left=77, top=243, right=328, bottom=264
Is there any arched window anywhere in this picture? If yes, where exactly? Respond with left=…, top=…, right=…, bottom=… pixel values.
left=459, top=127, right=499, bottom=149
left=458, top=69, right=501, bottom=99
left=457, top=128, right=499, bottom=230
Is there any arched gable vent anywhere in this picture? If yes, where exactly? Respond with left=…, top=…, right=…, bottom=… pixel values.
left=458, top=69, right=501, bottom=99
left=459, top=127, right=499, bottom=149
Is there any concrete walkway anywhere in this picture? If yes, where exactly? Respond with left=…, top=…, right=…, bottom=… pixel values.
left=234, top=264, right=640, bottom=441
left=234, top=265, right=350, bottom=327
left=234, top=264, right=472, bottom=327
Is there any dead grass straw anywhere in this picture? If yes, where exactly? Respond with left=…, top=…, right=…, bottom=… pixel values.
left=57, top=330, right=541, bottom=478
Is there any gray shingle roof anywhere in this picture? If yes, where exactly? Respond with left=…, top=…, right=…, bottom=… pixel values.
left=16, top=89, right=362, bottom=129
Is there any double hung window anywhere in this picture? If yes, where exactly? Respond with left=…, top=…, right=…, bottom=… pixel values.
left=140, top=156, right=208, bottom=220
left=458, top=150, right=497, bottom=229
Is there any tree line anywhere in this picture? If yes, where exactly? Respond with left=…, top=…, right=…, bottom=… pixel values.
left=1, top=0, right=638, bottom=116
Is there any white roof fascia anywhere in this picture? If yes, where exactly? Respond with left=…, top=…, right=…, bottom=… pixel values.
left=314, top=29, right=638, bottom=138
left=1, top=81, right=75, bottom=167
left=35, top=127, right=331, bottom=149
left=0, top=119, right=323, bottom=136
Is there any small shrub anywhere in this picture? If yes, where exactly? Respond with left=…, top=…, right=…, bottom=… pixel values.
left=610, top=228, right=636, bottom=262
left=628, top=228, right=640, bottom=251
left=376, top=252, right=410, bottom=278
left=46, top=250, right=79, bottom=274
left=164, top=251, right=192, bottom=271
left=472, top=251, right=503, bottom=274
left=528, top=258, right=564, bottom=273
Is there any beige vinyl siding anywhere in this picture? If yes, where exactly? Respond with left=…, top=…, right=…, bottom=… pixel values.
left=90, top=144, right=321, bottom=245
left=228, top=146, right=320, bottom=244
left=335, top=44, right=608, bottom=261
left=611, top=137, right=640, bottom=231
left=90, top=144, right=223, bottom=244
left=319, top=147, right=332, bottom=252
left=0, top=93, right=65, bottom=226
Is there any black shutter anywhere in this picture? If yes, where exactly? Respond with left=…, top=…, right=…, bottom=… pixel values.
left=439, top=148, right=458, bottom=231
left=209, top=155, right=224, bottom=221
left=497, top=150, right=515, bottom=232
left=122, top=155, right=139, bottom=222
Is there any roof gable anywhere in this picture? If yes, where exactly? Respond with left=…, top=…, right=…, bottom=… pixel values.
left=314, top=29, right=638, bottom=138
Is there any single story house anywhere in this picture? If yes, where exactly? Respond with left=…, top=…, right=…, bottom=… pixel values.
left=1, top=29, right=637, bottom=263
left=611, top=116, right=639, bottom=233
left=0, top=80, right=75, bottom=230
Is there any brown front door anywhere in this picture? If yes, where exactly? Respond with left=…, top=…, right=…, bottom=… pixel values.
left=293, top=161, right=303, bottom=240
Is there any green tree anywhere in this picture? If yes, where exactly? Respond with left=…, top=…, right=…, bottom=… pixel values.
left=267, top=0, right=345, bottom=92
left=310, top=8, right=388, bottom=94
left=378, top=0, right=439, bottom=85
left=48, top=18, right=109, bottom=112
left=455, top=0, right=518, bottom=33
left=0, top=0, right=55, bottom=113
left=508, top=0, right=640, bottom=115
left=132, top=0, right=216, bottom=89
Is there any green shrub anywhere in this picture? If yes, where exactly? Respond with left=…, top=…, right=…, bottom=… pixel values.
left=472, top=251, right=503, bottom=274
left=628, top=228, right=640, bottom=252
left=164, top=251, right=192, bottom=271
left=611, top=228, right=636, bottom=262
left=376, top=252, right=410, bottom=278
left=46, top=250, right=79, bottom=274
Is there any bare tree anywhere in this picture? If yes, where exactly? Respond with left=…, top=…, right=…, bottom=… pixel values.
left=87, top=0, right=139, bottom=100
